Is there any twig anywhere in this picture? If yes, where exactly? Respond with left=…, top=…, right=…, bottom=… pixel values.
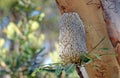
left=89, top=37, right=105, bottom=53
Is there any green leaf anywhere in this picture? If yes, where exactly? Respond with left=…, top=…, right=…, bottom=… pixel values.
left=80, top=54, right=92, bottom=64
left=37, top=47, right=45, bottom=53
left=65, top=64, right=75, bottom=74
left=6, top=22, right=16, bottom=39
left=101, top=48, right=109, bottom=50
left=93, top=54, right=101, bottom=60
left=42, top=69, right=56, bottom=73
left=55, top=65, right=62, bottom=76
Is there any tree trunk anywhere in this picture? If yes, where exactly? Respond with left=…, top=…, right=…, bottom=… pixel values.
left=55, top=0, right=120, bottom=78
left=101, top=0, right=120, bottom=65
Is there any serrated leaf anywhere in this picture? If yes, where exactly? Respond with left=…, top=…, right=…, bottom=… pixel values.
left=65, top=64, right=75, bottom=74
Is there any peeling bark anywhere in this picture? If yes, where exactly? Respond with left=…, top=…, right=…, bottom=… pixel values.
left=101, top=0, right=120, bottom=64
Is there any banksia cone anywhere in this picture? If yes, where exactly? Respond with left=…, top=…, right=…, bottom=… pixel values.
left=58, top=12, right=87, bottom=64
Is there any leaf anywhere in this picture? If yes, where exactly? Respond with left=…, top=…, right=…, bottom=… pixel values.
left=55, top=65, right=62, bottom=76
left=101, top=48, right=109, bottom=50
left=29, top=20, right=39, bottom=31
left=37, top=47, right=45, bottom=53
left=31, top=68, right=40, bottom=77
left=6, top=22, right=16, bottom=39
left=80, top=54, right=93, bottom=64
left=65, top=64, right=75, bottom=74
left=42, top=68, right=56, bottom=73
left=39, top=65, right=56, bottom=73
left=93, top=54, right=101, bottom=60
left=0, top=38, right=5, bottom=48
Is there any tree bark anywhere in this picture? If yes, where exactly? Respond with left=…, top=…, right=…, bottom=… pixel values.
left=55, top=0, right=120, bottom=78
left=101, top=0, right=120, bottom=65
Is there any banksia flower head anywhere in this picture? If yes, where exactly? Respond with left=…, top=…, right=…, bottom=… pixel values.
left=58, top=12, right=87, bottom=64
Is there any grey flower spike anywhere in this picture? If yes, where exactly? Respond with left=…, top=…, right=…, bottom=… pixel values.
left=58, top=12, right=87, bottom=64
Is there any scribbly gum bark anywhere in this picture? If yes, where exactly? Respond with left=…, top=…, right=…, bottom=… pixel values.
left=56, top=0, right=120, bottom=78
left=101, top=0, right=120, bottom=64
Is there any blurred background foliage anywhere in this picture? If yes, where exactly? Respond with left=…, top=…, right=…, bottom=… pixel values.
left=0, top=0, right=79, bottom=78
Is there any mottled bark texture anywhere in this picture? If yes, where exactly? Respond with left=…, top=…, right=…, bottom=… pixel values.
left=56, top=0, right=120, bottom=78
left=101, top=0, right=120, bottom=64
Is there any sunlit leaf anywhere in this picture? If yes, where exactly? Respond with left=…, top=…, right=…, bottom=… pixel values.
left=0, top=38, right=5, bottom=48
left=29, top=20, right=39, bottom=31
left=39, top=13, right=45, bottom=21
left=6, top=22, right=16, bottom=39
left=40, top=13, right=45, bottom=18
left=28, top=33, right=36, bottom=43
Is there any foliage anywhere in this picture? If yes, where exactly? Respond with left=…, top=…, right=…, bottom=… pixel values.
left=0, top=0, right=46, bottom=78
left=32, top=63, right=77, bottom=78
left=33, top=42, right=117, bottom=78
left=0, top=18, right=45, bottom=78
left=49, top=43, right=60, bottom=63
left=0, top=0, right=61, bottom=78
